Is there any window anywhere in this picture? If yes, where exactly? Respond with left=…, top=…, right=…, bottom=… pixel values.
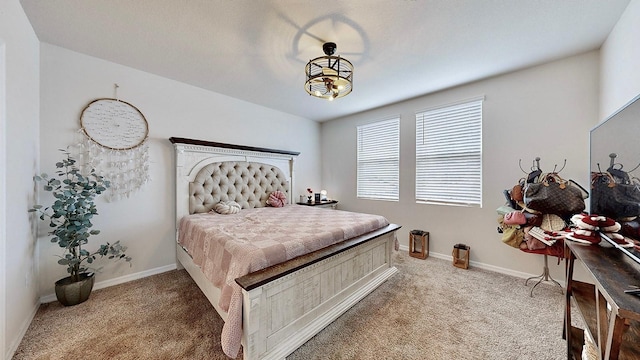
left=415, top=97, right=483, bottom=206
left=357, top=117, right=400, bottom=201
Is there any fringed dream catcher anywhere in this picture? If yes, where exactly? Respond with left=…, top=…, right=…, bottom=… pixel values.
left=72, top=93, right=150, bottom=202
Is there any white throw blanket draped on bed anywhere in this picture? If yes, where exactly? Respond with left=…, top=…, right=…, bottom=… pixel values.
left=178, top=205, right=392, bottom=358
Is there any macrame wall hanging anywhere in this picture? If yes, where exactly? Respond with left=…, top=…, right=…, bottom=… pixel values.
left=72, top=84, right=150, bottom=202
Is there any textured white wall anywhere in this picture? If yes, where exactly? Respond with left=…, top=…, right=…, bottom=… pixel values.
left=0, top=0, right=41, bottom=357
left=321, top=51, right=600, bottom=281
left=38, top=44, right=321, bottom=297
left=600, top=0, right=640, bottom=119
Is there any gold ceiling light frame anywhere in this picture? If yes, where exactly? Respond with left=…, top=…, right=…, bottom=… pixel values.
left=304, top=42, right=353, bottom=101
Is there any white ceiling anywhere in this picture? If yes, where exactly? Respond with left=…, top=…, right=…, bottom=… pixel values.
left=20, top=0, right=630, bottom=122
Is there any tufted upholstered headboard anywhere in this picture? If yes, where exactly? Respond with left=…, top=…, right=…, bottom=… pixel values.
left=189, top=161, right=289, bottom=213
left=170, top=137, right=300, bottom=235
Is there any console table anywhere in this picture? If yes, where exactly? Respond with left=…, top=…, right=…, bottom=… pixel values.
left=564, top=241, right=640, bottom=359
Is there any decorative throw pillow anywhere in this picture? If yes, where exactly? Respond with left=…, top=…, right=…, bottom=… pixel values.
left=267, top=190, right=287, bottom=208
left=213, top=201, right=241, bottom=215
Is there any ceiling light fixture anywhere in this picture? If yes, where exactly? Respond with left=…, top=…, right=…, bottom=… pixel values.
left=304, top=42, right=353, bottom=101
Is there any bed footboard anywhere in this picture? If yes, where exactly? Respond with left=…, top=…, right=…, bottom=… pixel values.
left=237, top=225, right=399, bottom=360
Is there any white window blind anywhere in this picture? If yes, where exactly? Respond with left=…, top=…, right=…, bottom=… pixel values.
left=415, top=98, right=483, bottom=206
left=357, top=118, right=400, bottom=201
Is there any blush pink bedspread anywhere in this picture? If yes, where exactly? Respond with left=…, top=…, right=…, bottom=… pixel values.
left=178, top=205, right=392, bottom=358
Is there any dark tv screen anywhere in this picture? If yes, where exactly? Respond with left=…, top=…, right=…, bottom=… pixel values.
left=590, top=94, right=640, bottom=264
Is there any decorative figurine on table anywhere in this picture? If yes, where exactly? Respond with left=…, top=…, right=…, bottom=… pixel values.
left=307, top=188, right=313, bottom=203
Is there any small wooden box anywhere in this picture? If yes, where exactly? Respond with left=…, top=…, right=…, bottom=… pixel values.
left=409, top=230, right=429, bottom=259
left=452, top=243, right=470, bottom=269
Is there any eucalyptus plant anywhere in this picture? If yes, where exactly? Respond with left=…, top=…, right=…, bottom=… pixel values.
left=29, top=151, right=131, bottom=282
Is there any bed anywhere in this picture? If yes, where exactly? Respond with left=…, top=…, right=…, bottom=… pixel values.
left=169, top=137, right=400, bottom=360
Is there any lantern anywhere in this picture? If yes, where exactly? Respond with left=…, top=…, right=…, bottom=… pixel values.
left=409, top=230, right=429, bottom=259
left=452, top=243, right=470, bottom=269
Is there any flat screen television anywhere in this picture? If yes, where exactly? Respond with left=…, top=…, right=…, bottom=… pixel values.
left=590, top=93, right=640, bottom=265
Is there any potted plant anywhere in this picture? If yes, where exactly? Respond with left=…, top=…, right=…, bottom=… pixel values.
left=29, top=151, right=131, bottom=306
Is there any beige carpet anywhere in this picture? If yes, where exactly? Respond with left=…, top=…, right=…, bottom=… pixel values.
left=13, top=252, right=571, bottom=359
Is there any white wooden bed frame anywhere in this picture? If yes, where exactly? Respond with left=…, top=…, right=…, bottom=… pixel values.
left=170, top=137, right=399, bottom=360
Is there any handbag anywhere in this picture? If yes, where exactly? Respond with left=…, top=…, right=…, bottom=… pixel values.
left=591, top=172, right=640, bottom=219
left=501, top=224, right=524, bottom=248
left=532, top=226, right=569, bottom=244
left=496, top=205, right=516, bottom=216
left=523, top=226, right=546, bottom=250
left=523, top=211, right=543, bottom=227
left=523, top=173, right=586, bottom=217
left=540, top=213, right=566, bottom=231
left=498, top=216, right=524, bottom=248
left=504, top=211, right=526, bottom=225
left=510, top=178, right=525, bottom=202
left=620, top=218, right=640, bottom=239
left=503, top=189, right=517, bottom=209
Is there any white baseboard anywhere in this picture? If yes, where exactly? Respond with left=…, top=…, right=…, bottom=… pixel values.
left=39, top=263, right=177, bottom=304
left=397, top=244, right=565, bottom=286
left=6, top=301, right=40, bottom=360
